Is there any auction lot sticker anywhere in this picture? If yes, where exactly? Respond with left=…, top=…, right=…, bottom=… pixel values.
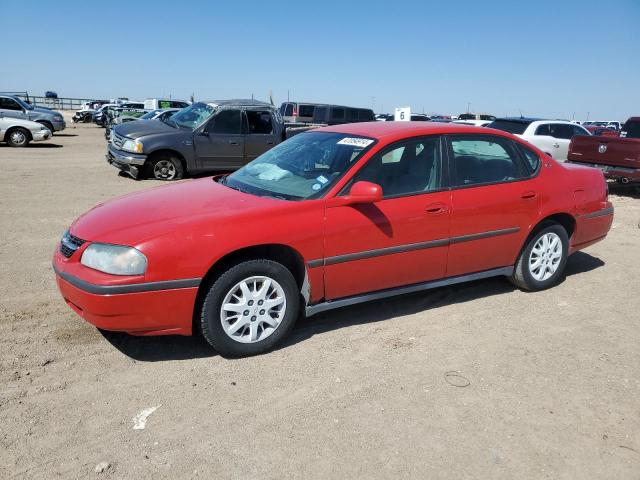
left=337, top=137, right=374, bottom=148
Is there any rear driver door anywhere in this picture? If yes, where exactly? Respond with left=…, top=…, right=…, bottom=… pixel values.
left=445, top=134, right=542, bottom=277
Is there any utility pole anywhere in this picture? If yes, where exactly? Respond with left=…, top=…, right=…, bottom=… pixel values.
left=467, top=102, right=471, bottom=113
left=287, top=90, right=290, bottom=102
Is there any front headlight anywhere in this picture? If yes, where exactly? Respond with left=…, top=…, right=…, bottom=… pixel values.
left=53, top=115, right=63, bottom=121
left=40, top=124, right=49, bottom=131
left=121, top=138, right=143, bottom=154
left=81, top=243, right=147, bottom=275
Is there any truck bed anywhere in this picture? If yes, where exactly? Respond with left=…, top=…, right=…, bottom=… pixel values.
left=567, top=135, right=640, bottom=182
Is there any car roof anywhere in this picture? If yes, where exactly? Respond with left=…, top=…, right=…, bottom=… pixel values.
left=204, top=99, right=274, bottom=108
left=316, top=121, right=503, bottom=140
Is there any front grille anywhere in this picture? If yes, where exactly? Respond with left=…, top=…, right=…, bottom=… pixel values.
left=112, top=132, right=125, bottom=148
left=60, top=231, right=86, bottom=258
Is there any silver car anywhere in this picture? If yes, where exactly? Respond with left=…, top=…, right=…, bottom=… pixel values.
left=0, top=114, right=52, bottom=147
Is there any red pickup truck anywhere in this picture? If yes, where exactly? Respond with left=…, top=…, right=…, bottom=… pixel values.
left=567, top=117, right=640, bottom=191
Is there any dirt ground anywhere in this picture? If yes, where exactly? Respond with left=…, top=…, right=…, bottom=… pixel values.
left=1, top=115, right=639, bottom=479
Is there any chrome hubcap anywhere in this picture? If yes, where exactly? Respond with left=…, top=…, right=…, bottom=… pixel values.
left=220, top=276, right=286, bottom=343
left=529, top=232, right=562, bottom=281
left=153, top=160, right=175, bottom=179
left=10, top=131, right=26, bottom=144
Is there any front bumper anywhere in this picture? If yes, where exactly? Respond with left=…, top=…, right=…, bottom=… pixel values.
left=51, top=119, right=66, bottom=132
left=106, top=144, right=147, bottom=178
left=53, top=249, right=197, bottom=336
left=32, top=130, right=52, bottom=141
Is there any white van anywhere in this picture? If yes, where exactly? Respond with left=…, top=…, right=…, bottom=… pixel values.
left=144, top=99, right=191, bottom=110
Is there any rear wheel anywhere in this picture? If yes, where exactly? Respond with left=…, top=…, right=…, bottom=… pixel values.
left=510, top=223, right=569, bottom=291
left=6, top=128, right=30, bottom=147
left=200, top=259, right=299, bottom=357
left=147, top=154, right=184, bottom=180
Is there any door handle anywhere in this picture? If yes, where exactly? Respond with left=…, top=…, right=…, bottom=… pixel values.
left=267, top=141, right=274, bottom=145
left=228, top=141, right=239, bottom=145
left=425, top=203, right=449, bottom=214
left=521, top=191, right=537, bottom=200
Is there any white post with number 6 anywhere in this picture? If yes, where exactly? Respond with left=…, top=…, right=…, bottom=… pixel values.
left=394, top=107, right=411, bottom=121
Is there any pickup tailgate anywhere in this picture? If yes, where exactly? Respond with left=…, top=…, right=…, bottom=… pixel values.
left=568, top=135, right=640, bottom=169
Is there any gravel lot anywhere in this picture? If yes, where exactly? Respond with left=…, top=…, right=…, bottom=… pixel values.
left=1, top=115, right=639, bottom=479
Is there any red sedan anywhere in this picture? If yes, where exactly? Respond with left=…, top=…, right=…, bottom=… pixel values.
left=53, top=122, right=613, bottom=357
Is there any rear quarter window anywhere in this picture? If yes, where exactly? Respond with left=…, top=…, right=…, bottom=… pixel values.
left=517, top=143, right=541, bottom=174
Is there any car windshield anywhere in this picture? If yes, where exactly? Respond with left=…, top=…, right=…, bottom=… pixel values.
left=166, top=102, right=215, bottom=129
left=140, top=110, right=161, bottom=119
left=223, top=132, right=376, bottom=200
left=486, top=120, right=530, bottom=134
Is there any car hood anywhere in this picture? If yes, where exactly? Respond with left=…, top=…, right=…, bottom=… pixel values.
left=32, top=106, right=59, bottom=115
left=70, top=178, right=281, bottom=245
left=114, top=119, right=178, bottom=138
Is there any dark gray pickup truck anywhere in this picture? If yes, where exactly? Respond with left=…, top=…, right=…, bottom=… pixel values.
left=107, top=99, right=284, bottom=180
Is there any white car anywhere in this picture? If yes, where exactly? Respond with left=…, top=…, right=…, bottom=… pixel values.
left=452, top=119, right=492, bottom=127
left=0, top=115, right=52, bottom=147
left=486, top=118, right=590, bottom=161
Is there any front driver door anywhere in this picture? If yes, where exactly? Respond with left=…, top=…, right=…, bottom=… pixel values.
left=195, top=109, right=245, bottom=170
left=323, top=136, right=451, bottom=300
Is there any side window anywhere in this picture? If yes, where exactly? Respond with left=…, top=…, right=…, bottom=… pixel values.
left=535, top=124, right=551, bottom=136
left=246, top=110, right=273, bottom=134
left=572, top=125, right=589, bottom=136
left=449, top=136, right=527, bottom=187
left=346, top=108, right=358, bottom=122
left=0, top=97, right=23, bottom=111
left=517, top=143, right=541, bottom=174
left=210, top=109, right=241, bottom=134
left=284, top=104, right=294, bottom=116
left=298, top=104, right=315, bottom=117
left=348, top=137, right=441, bottom=198
left=331, top=108, right=345, bottom=122
left=549, top=124, right=574, bottom=140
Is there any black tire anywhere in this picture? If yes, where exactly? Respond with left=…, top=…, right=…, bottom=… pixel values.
left=38, top=121, right=54, bottom=135
left=200, top=259, right=300, bottom=357
left=510, top=223, right=569, bottom=291
left=146, top=154, right=184, bottom=180
left=6, top=128, right=31, bottom=147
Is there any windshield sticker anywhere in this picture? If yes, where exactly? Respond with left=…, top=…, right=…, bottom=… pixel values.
left=316, top=175, right=329, bottom=184
left=337, top=137, right=374, bottom=148
left=311, top=183, right=322, bottom=191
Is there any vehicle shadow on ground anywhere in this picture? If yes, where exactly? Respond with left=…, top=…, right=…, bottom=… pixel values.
left=608, top=183, right=640, bottom=198
left=0, top=143, right=63, bottom=149
left=53, top=133, right=78, bottom=137
left=100, top=329, right=218, bottom=362
left=101, top=251, right=603, bottom=362
left=280, top=251, right=604, bottom=350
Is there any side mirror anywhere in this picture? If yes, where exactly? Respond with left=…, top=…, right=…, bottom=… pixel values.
left=327, top=181, right=383, bottom=207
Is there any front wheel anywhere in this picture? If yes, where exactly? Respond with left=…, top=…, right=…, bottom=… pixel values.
left=6, top=128, right=31, bottom=147
left=200, top=259, right=300, bottom=357
left=510, top=223, right=569, bottom=291
left=146, top=155, right=184, bottom=180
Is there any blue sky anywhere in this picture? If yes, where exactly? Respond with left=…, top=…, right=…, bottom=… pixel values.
left=3, top=0, right=639, bottom=120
